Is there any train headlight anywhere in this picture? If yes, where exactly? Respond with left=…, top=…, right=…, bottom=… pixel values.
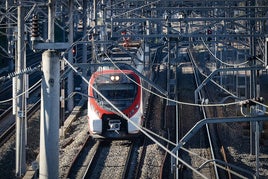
left=110, top=75, right=120, bottom=81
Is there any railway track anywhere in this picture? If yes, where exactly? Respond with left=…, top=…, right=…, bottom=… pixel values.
left=0, top=80, right=41, bottom=146
left=0, top=100, right=40, bottom=146
left=65, top=135, right=96, bottom=178
left=137, top=64, right=168, bottom=179
left=66, top=138, right=143, bottom=179
left=191, top=48, right=220, bottom=178
left=66, top=52, right=167, bottom=179
left=173, top=49, right=219, bottom=178
left=85, top=140, right=135, bottom=178
left=187, top=47, right=238, bottom=178
left=182, top=47, right=268, bottom=178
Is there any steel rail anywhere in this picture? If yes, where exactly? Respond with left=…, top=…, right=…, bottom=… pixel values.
left=0, top=79, right=41, bottom=146
left=0, top=99, right=40, bottom=146
left=121, top=142, right=134, bottom=178
left=64, top=135, right=94, bottom=179
left=81, top=141, right=101, bottom=179
left=189, top=48, right=219, bottom=179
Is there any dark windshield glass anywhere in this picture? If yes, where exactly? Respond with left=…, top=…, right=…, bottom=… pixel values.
left=99, top=83, right=135, bottom=100
left=93, top=76, right=138, bottom=111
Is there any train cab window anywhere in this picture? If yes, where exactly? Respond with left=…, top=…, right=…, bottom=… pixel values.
left=93, top=83, right=137, bottom=110
left=92, top=72, right=139, bottom=110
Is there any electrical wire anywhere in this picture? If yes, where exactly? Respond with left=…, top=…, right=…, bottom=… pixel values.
left=103, top=51, right=245, bottom=107
left=201, top=37, right=248, bottom=67
left=60, top=39, right=267, bottom=178
left=142, top=126, right=252, bottom=178
left=60, top=39, right=267, bottom=110
left=0, top=64, right=41, bottom=81
left=60, top=37, right=266, bottom=178
left=189, top=48, right=268, bottom=109
left=0, top=79, right=41, bottom=104
left=188, top=47, right=238, bottom=98
left=61, top=55, right=208, bottom=178
left=112, top=0, right=160, bottom=18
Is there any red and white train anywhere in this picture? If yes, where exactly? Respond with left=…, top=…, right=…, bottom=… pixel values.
left=88, top=68, right=144, bottom=138
left=87, top=43, right=147, bottom=139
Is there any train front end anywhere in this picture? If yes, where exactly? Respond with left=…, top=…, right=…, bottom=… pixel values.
left=88, top=70, right=143, bottom=139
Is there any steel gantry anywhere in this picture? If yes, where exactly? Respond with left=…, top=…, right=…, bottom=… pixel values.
left=0, top=0, right=268, bottom=178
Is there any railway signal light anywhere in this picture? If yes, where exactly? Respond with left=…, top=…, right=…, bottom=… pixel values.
left=207, top=29, right=212, bottom=41
left=207, top=29, right=212, bottom=35
left=72, top=46, right=77, bottom=57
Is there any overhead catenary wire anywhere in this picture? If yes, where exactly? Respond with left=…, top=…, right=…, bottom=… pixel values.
left=1, top=44, right=266, bottom=110
left=201, top=37, right=248, bottom=67
left=61, top=46, right=267, bottom=178
left=0, top=39, right=263, bottom=177
left=0, top=64, right=41, bottom=82
left=0, top=1, right=266, bottom=178
left=111, top=0, right=161, bottom=18
left=62, top=37, right=265, bottom=110
left=103, top=51, right=250, bottom=108
left=188, top=45, right=268, bottom=109
left=142, top=126, right=253, bottom=178
left=0, top=79, right=41, bottom=104
left=61, top=55, right=209, bottom=178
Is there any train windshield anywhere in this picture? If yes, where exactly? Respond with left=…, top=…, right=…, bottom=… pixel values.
left=93, top=75, right=138, bottom=111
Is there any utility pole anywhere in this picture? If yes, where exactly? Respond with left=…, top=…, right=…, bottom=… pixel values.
left=265, top=37, right=268, bottom=68
left=39, top=0, right=60, bottom=178
left=67, top=0, right=74, bottom=111
left=81, top=0, right=88, bottom=92
left=249, top=0, right=258, bottom=155
left=15, top=1, right=26, bottom=176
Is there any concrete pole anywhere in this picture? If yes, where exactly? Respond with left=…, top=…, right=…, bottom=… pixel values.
left=93, top=0, right=97, bottom=26
left=67, top=0, right=74, bottom=111
left=39, top=50, right=60, bottom=179
left=39, top=0, right=60, bottom=178
left=15, top=2, right=26, bottom=176
left=48, top=0, right=55, bottom=42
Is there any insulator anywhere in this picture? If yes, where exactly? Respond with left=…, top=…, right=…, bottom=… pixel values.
left=254, top=97, right=264, bottom=103
left=259, top=97, right=264, bottom=103
left=249, top=100, right=256, bottom=106
left=31, top=15, right=40, bottom=38
left=241, top=100, right=249, bottom=108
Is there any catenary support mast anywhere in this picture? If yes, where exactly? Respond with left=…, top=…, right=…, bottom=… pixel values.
left=15, top=1, right=26, bottom=176
left=39, top=0, right=60, bottom=178
left=67, top=0, right=74, bottom=111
